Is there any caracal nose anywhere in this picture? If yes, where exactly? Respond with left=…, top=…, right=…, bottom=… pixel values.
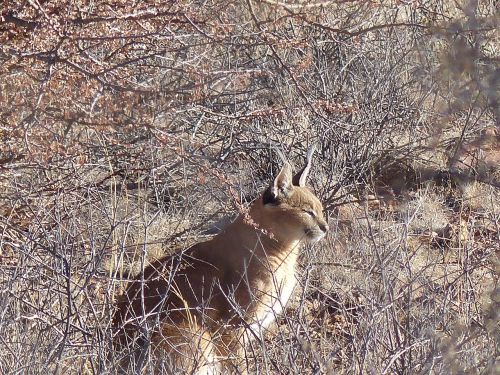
left=319, top=222, right=329, bottom=233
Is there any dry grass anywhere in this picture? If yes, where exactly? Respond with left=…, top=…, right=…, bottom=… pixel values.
left=1, top=0, right=499, bottom=374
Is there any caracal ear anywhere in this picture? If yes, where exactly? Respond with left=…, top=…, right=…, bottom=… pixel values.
left=292, top=144, right=316, bottom=187
left=269, top=162, right=293, bottom=200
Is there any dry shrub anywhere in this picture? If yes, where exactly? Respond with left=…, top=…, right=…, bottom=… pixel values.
left=1, top=0, right=498, bottom=374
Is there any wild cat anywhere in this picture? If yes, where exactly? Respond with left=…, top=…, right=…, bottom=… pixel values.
left=112, top=148, right=328, bottom=374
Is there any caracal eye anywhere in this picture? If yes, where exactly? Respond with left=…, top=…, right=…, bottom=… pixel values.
left=304, top=209, right=316, bottom=218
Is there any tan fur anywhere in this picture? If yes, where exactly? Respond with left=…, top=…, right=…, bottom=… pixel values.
left=112, top=155, right=328, bottom=374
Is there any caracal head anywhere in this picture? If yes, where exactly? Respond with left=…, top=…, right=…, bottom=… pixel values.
left=256, top=149, right=328, bottom=244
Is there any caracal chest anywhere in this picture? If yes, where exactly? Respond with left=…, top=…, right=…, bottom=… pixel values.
left=250, top=254, right=298, bottom=332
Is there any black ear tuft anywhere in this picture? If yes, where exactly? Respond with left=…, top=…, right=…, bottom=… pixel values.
left=262, top=186, right=278, bottom=205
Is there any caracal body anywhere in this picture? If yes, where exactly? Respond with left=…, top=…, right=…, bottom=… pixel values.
left=113, top=150, right=328, bottom=374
